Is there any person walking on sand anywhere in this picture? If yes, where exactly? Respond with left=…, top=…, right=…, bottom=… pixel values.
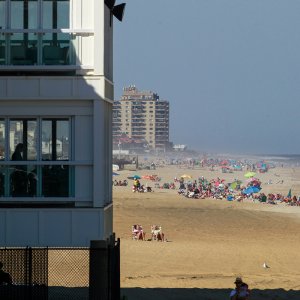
left=230, top=277, right=250, bottom=300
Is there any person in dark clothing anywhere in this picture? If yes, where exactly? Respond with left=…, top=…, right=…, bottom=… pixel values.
left=0, top=262, right=12, bottom=285
left=11, top=143, right=24, bottom=161
left=11, top=143, right=28, bottom=196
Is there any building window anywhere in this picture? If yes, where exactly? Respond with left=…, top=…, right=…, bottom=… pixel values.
left=0, top=0, right=73, bottom=66
left=0, top=117, right=72, bottom=198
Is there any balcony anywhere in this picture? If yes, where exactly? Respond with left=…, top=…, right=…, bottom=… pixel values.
left=0, top=30, right=94, bottom=71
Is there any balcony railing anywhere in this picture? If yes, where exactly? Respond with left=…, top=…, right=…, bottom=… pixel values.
left=0, top=29, right=93, bottom=69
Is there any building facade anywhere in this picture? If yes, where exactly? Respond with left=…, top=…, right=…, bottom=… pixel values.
left=0, top=0, right=115, bottom=246
left=113, top=85, right=169, bottom=150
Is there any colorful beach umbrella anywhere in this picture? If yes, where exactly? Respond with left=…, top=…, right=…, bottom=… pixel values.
left=244, top=172, right=256, bottom=178
left=242, top=186, right=260, bottom=194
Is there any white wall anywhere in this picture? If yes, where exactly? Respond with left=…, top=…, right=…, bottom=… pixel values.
left=0, top=208, right=107, bottom=247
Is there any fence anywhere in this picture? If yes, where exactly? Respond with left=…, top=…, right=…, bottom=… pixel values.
left=0, top=237, right=120, bottom=300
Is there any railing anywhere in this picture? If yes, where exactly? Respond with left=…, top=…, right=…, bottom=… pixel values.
left=0, top=30, right=93, bottom=68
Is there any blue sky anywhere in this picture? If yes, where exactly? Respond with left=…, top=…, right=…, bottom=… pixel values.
left=114, top=0, right=300, bottom=155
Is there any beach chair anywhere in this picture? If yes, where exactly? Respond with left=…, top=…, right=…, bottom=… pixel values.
left=151, top=225, right=165, bottom=241
left=132, top=225, right=145, bottom=241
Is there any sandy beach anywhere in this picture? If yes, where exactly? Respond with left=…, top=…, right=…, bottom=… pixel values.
left=113, top=164, right=300, bottom=300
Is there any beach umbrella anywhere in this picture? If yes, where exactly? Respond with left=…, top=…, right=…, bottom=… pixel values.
left=112, top=172, right=119, bottom=176
left=242, top=186, right=260, bottom=195
left=181, top=174, right=192, bottom=179
left=287, top=188, right=292, bottom=198
left=133, top=175, right=141, bottom=179
left=230, top=181, right=241, bottom=190
left=244, top=172, right=256, bottom=178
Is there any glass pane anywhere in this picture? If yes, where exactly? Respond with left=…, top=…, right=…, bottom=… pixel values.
left=42, top=33, right=71, bottom=65
left=10, top=120, right=24, bottom=160
left=10, top=165, right=27, bottom=196
left=11, top=0, right=38, bottom=29
left=42, top=165, right=69, bottom=197
left=0, top=36, right=5, bottom=65
left=27, top=165, right=37, bottom=196
left=57, top=120, right=69, bottom=160
left=10, top=119, right=37, bottom=161
left=43, top=0, right=70, bottom=29
left=0, top=120, right=5, bottom=160
left=42, top=120, right=52, bottom=160
left=27, top=120, right=37, bottom=160
left=0, top=0, right=5, bottom=29
left=10, top=33, right=37, bottom=65
left=10, top=165, right=37, bottom=197
left=0, top=166, right=5, bottom=196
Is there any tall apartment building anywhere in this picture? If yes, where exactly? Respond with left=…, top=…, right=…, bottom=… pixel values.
left=0, top=0, right=122, bottom=246
left=113, top=85, right=169, bottom=150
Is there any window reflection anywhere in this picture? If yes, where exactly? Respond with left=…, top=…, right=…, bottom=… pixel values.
left=0, top=0, right=5, bottom=29
left=10, top=119, right=37, bottom=160
left=42, top=33, right=71, bottom=65
left=42, top=119, right=70, bottom=161
left=43, top=0, right=70, bottom=29
left=0, top=117, right=72, bottom=198
left=0, top=37, right=5, bottom=65
left=0, top=120, right=5, bottom=160
left=0, top=166, right=4, bottom=196
left=42, top=165, right=69, bottom=197
left=10, top=33, right=38, bottom=65
left=11, top=0, right=38, bottom=30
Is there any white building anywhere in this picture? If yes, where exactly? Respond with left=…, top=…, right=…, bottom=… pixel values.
left=0, top=0, right=123, bottom=246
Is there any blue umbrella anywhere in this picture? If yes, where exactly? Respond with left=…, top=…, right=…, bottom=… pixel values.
left=133, top=175, right=141, bottom=179
left=242, top=186, right=260, bottom=194
left=112, top=172, right=119, bottom=176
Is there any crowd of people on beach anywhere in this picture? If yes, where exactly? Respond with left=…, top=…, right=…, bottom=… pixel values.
left=176, top=175, right=300, bottom=206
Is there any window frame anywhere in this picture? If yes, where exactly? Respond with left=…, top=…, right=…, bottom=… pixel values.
left=0, top=116, right=74, bottom=199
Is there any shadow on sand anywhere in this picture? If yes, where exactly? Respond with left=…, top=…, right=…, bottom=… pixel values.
left=121, top=288, right=300, bottom=300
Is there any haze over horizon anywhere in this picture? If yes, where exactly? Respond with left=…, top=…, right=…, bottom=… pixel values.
left=114, top=0, right=300, bottom=155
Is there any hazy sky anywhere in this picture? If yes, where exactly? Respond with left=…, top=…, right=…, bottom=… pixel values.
left=113, top=0, right=300, bottom=155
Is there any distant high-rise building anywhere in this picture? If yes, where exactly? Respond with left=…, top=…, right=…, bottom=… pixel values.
left=113, top=85, right=170, bottom=150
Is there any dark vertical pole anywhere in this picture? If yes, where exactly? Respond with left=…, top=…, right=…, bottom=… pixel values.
left=23, top=120, right=28, bottom=161
left=111, top=238, right=120, bottom=300
left=89, top=240, right=108, bottom=300
left=52, top=121, right=57, bottom=161
left=53, top=0, right=57, bottom=45
left=28, top=247, right=33, bottom=300
left=24, top=0, right=29, bottom=45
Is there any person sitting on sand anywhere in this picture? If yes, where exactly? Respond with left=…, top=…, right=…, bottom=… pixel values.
left=230, top=277, right=250, bottom=300
left=132, top=225, right=146, bottom=241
